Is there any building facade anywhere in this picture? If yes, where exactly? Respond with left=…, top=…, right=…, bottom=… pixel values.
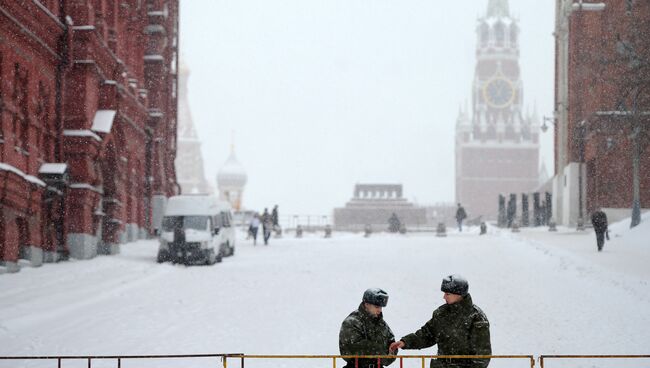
left=455, top=0, right=540, bottom=220
left=0, top=0, right=179, bottom=273
left=333, top=184, right=427, bottom=231
left=175, top=61, right=212, bottom=196
left=553, top=0, right=650, bottom=225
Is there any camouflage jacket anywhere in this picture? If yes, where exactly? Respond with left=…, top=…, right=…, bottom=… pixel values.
left=339, top=303, right=396, bottom=368
left=400, top=295, right=491, bottom=368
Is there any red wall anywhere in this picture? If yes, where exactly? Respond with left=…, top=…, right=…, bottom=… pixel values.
left=0, top=0, right=179, bottom=263
left=564, top=0, right=650, bottom=211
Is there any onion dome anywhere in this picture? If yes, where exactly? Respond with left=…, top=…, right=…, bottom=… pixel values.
left=217, top=148, right=247, bottom=188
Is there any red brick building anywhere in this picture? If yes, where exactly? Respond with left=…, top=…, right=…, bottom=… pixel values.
left=553, top=0, right=649, bottom=224
left=0, top=0, right=179, bottom=273
left=455, top=0, right=541, bottom=220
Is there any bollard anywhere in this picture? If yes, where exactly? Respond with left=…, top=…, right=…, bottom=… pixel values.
left=480, top=222, right=487, bottom=235
left=399, top=224, right=407, bottom=234
left=296, top=225, right=303, bottom=238
left=436, top=222, right=447, bottom=237
left=576, top=217, right=585, bottom=231
left=364, top=224, right=372, bottom=238
left=274, top=226, right=283, bottom=238
left=511, top=221, right=520, bottom=233
left=548, top=219, right=557, bottom=232
left=324, top=225, right=332, bottom=238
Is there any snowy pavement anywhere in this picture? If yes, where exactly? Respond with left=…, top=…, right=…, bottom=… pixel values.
left=1, top=219, right=649, bottom=368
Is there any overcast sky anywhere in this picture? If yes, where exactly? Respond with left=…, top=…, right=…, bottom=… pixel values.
left=179, top=0, right=555, bottom=216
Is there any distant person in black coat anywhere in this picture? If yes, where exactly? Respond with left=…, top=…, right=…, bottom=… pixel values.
left=456, top=203, right=467, bottom=232
left=261, top=208, right=273, bottom=245
left=591, top=208, right=609, bottom=252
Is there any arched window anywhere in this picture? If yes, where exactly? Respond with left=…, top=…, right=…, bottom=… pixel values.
left=12, top=63, right=29, bottom=151
left=480, top=23, right=489, bottom=47
left=510, top=26, right=518, bottom=47
left=0, top=51, right=4, bottom=141
left=494, top=22, right=505, bottom=47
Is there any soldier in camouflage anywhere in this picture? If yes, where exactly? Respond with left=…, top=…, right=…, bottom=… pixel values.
left=389, top=275, right=491, bottom=368
left=339, top=288, right=397, bottom=368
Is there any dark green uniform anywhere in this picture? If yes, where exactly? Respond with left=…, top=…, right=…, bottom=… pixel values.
left=339, top=303, right=396, bottom=368
left=400, top=294, right=491, bottom=368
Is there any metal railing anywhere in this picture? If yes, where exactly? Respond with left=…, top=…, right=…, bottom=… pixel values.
left=0, top=354, right=535, bottom=368
left=6, top=353, right=650, bottom=368
left=539, top=355, right=650, bottom=368
left=235, top=355, right=534, bottom=368
left=0, top=353, right=242, bottom=368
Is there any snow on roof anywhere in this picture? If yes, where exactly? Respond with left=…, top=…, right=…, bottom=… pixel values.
left=63, top=129, right=102, bottom=142
left=91, top=110, right=116, bottom=133
left=72, top=25, right=95, bottom=31
left=39, top=163, right=68, bottom=175
left=144, top=55, right=164, bottom=62
left=0, top=163, right=46, bottom=187
left=164, top=195, right=229, bottom=216
left=69, top=183, right=103, bottom=194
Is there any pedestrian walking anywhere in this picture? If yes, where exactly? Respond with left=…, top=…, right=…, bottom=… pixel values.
left=456, top=203, right=467, bottom=232
left=271, top=204, right=281, bottom=236
left=272, top=205, right=279, bottom=227
left=389, top=275, right=491, bottom=368
left=249, top=214, right=260, bottom=245
left=261, top=208, right=273, bottom=245
left=339, top=288, right=397, bottom=368
left=591, top=208, right=609, bottom=252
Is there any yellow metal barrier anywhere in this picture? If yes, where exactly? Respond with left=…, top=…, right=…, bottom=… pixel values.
left=539, top=355, right=650, bottom=368
left=223, top=354, right=535, bottom=368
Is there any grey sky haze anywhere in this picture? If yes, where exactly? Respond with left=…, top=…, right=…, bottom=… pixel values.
left=179, top=0, right=555, bottom=216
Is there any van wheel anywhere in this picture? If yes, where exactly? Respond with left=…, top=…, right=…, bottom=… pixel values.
left=226, top=242, right=234, bottom=257
left=229, top=244, right=235, bottom=256
left=216, top=250, right=223, bottom=263
left=206, top=249, right=217, bottom=265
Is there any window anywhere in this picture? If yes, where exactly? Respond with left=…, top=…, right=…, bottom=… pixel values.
left=0, top=51, right=3, bottom=141
left=480, top=23, right=489, bottom=47
left=161, top=216, right=208, bottom=231
left=12, top=63, right=28, bottom=151
left=510, top=26, right=518, bottom=47
left=221, top=212, right=231, bottom=227
left=36, top=81, right=52, bottom=160
left=494, top=22, right=505, bottom=47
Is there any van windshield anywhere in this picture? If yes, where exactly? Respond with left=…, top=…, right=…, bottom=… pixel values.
left=162, top=216, right=208, bottom=231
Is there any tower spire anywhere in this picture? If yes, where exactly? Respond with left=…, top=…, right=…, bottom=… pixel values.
left=230, top=129, right=235, bottom=154
left=487, top=0, right=509, bottom=18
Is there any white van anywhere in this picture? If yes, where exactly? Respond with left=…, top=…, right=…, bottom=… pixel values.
left=156, top=195, right=236, bottom=265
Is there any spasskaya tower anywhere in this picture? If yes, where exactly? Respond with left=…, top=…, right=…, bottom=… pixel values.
left=455, top=0, right=540, bottom=220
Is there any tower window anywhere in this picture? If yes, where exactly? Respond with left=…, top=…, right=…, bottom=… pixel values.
left=494, top=22, right=505, bottom=47
left=510, top=26, right=518, bottom=47
left=480, top=23, right=489, bottom=47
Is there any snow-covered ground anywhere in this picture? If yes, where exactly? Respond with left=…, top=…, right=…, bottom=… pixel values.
left=1, top=214, right=649, bottom=368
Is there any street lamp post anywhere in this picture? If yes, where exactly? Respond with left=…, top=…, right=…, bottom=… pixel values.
left=540, top=115, right=556, bottom=133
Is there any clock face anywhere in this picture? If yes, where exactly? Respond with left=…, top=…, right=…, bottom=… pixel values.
left=483, top=77, right=515, bottom=108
